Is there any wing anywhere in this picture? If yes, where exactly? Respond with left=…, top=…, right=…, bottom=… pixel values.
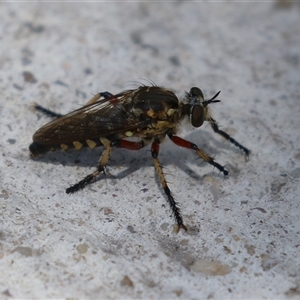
left=32, top=90, right=148, bottom=145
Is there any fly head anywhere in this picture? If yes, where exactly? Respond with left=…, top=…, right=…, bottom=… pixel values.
left=186, top=87, right=221, bottom=128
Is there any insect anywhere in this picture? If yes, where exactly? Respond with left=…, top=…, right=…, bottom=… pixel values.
left=29, top=85, right=250, bottom=232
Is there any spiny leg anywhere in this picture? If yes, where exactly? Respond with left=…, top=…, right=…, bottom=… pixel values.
left=151, top=140, right=187, bottom=233
left=32, top=92, right=113, bottom=119
left=208, top=117, right=250, bottom=158
left=66, top=137, right=113, bottom=194
left=33, top=104, right=63, bottom=118
left=66, top=138, right=147, bottom=194
left=168, top=133, right=228, bottom=176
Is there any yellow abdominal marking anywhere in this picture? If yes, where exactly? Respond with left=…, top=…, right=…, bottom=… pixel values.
left=86, top=139, right=97, bottom=149
left=125, top=131, right=133, bottom=137
left=60, top=144, right=68, bottom=150
left=73, top=141, right=83, bottom=150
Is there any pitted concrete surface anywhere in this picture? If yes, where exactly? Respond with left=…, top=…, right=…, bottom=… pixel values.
left=0, top=2, right=299, bottom=299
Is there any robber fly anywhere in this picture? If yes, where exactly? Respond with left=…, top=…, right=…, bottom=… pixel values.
left=29, top=85, right=250, bottom=232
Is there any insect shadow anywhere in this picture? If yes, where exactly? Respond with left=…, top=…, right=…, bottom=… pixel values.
left=32, top=127, right=233, bottom=186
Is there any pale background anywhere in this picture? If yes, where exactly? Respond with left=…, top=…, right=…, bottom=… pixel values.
left=0, top=1, right=299, bottom=299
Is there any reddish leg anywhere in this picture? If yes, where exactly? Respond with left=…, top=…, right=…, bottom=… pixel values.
left=113, top=139, right=145, bottom=150
left=168, top=133, right=228, bottom=176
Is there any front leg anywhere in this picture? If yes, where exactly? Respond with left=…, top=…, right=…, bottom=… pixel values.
left=207, top=116, right=250, bottom=158
left=168, top=133, right=228, bottom=176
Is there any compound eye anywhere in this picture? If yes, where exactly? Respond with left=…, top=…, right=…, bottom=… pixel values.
left=190, top=87, right=204, bottom=99
left=190, top=104, right=204, bottom=127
